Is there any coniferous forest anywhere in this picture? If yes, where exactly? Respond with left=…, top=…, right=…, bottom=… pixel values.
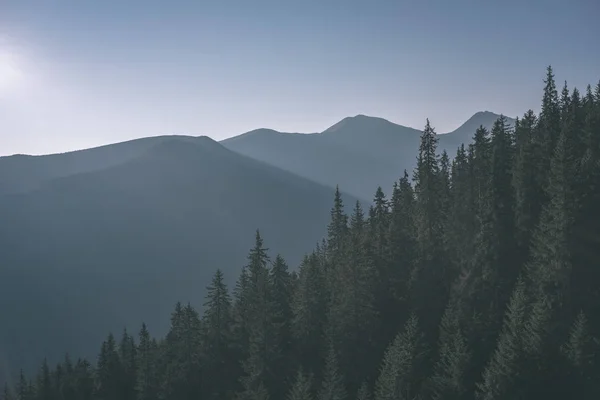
left=4, top=67, right=600, bottom=400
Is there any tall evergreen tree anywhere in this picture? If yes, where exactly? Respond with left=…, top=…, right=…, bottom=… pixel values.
left=203, top=269, right=236, bottom=399
left=561, top=312, right=598, bottom=398
left=385, top=171, right=416, bottom=337
left=476, top=280, right=529, bottom=400
left=34, top=359, right=52, bottom=400
left=95, top=333, right=122, bottom=400
left=119, top=329, right=137, bottom=400
left=446, top=145, right=476, bottom=271
left=233, top=265, right=252, bottom=364
left=287, top=370, right=314, bottom=400
left=374, top=315, right=426, bottom=400
left=329, top=201, right=378, bottom=390
left=317, top=344, right=347, bottom=400
left=327, top=186, right=348, bottom=259
left=535, top=65, right=561, bottom=203
left=73, top=359, right=93, bottom=400
left=269, top=255, right=295, bottom=389
left=292, top=253, right=328, bottom=382
left=438, top=149, right=452, bottom=224
left=15, top=370, right=29, bottom=400
left=368, top=187, right=390, bottom=270
left=427, top=307, right=470, bottom=400
left=411, top=119, right=452, bottom=341
left=239, top=231, right=279, bottom=400
left=512, top=110, right=541, bottom=260
left=160, top=303, right=203, bottom=400
left=135, top=323, right=159, bottom=400
left=469, top=126, right=492, bottom=214
left=540, top=66, right=561, bottom=152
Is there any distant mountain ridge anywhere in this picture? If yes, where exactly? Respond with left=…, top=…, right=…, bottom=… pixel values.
left=222, top=111, right=515, bottom=200
left=0, top=111, right=513, bottom=200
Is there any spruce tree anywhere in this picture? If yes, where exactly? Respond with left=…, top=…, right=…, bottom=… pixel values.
left=560, top=81, right=571, bottom=122
left=561, top=311, right=596, bottom=370
left=512, top=110, right=540, bottom=261
left=287, top=370, right=314, bottom=400
left=119, top=329, right=137, bottom=400
left=327, top=186, right=348, bottom=258
left=239, top=231, right=279, bottom=399
left=160, top=303, right=203, bottom=400
left=135, top=323, right=159, bottom=400
left=446, top=145, right=476, bottom=270
left=386, top=171, right=416, bottom=337
left=438, top=149, right=452, bottom=225
left=59, top=354, right=76, bottom=400
left=292, top=253, right=328, bottom=380
left=540, top=66, right=561, bottom=149
left=95, top=333, right=122, bottom=400
left=411, top=119, right=451, bottom=341
left=470, top=126, right=492, bottom=213
left=73, top=359, right=94, bottom=400
left=374, top=315, right=426, bottom=400
left=368, top=187, right=390, bottom=268
left=328, top=200, right=378, bottom=390
left=269, top=254, right=294, bottom=387
left=476, top=280, right=528, bottom=400
left=203, top=269, right=236, bottom=399
left=318, top=344, right=347, bottom=400
left=34, top=359, right=53, bottom=400
left=233, top=266, right=251, bottom=363
left=427, top=307, right=470, bottom=400
left=15, top=369, right=28, bottom=400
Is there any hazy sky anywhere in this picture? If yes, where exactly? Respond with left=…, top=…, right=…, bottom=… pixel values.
left=1, top=0, right=598, bottom=155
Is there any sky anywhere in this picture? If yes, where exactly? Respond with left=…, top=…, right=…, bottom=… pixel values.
left=0, top=0, right=599, bottom=156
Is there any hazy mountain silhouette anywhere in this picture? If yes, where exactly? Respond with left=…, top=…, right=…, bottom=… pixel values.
left=0, top=136, right=358, bottom=373
left=0, top=135, right=178, bottom=194
left=222, top=111, right=515, bottom=200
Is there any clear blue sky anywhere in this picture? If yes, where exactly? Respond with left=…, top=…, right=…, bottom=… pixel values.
left=1, top=0, right=598, bottom=155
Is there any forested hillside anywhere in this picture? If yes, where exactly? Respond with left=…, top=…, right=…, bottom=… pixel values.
left=4, top=67, right=599, bottom=400
left=0, top=137, right=359, bottom=382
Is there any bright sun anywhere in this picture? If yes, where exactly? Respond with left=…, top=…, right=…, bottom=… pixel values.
left=0, top=51, right=23, bottom=94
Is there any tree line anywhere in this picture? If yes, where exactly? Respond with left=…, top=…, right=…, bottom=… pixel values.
left=4, top=66, right=600, bottom=400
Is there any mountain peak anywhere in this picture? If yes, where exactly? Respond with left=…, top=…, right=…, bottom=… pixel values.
left=441, top=111, right=515, bottom=144
left=322, top=114, right=397, bottom=134
left=449, top=111, right=512, bottom=132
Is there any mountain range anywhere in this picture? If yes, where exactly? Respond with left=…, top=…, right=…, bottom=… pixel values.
left=0, top=111, right=512, bottom=378
left=222, top=111, right=513, bottom=200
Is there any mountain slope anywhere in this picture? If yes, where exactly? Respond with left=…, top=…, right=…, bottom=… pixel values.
left=221, top=112, right=515, bottom=200
left=0, top=136, right=358, bottom=375
left=0, top=135, right=185, bottom=195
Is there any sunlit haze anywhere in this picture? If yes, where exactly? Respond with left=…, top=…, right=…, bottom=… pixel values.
left=1, top=0, right=599, bottom=156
